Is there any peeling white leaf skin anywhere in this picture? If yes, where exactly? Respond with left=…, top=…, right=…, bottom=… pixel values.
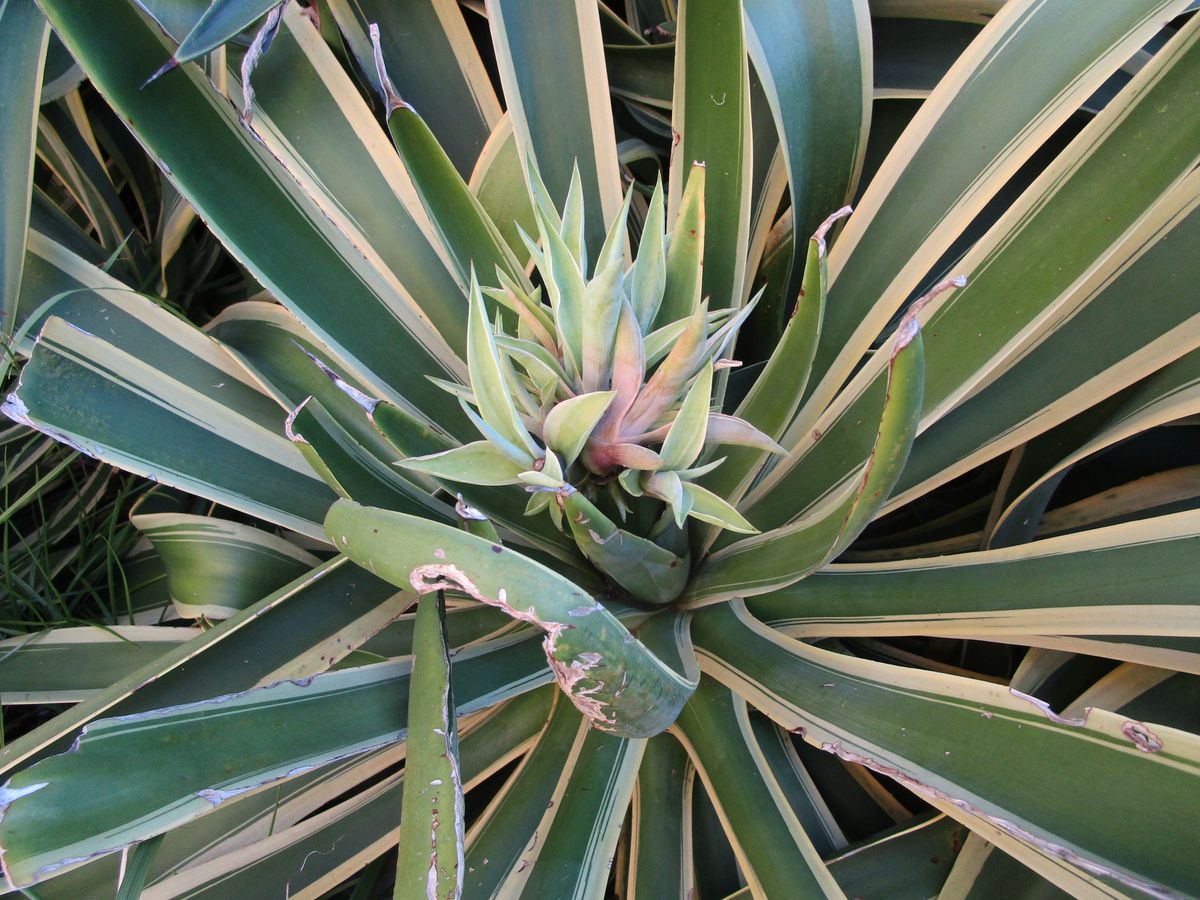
left=326, top=500, right=696, bottom=738
left=1, top=393, right=99, bottom=458
left=409, top=563, right=616, bottom=729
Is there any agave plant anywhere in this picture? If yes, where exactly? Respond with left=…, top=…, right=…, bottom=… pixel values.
left=1, top=0, right=1200, bottom=897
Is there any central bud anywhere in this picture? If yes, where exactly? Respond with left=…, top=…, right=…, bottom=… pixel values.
left=401, top=161, right=781, bottom=603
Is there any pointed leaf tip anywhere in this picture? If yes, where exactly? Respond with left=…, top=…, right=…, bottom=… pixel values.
left=140, top=57, right=179, bottom=89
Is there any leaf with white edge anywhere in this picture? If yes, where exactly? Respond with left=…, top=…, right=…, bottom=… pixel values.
left=0, top=0, right=47, bottom=368
left=469, top=115, right=536, bottom=259
left=485, top=0, right=624, bottom=261
left=0, top=627, right=199, bottom=706
left=543, top=391, right=615, bottom=467
left=824, top=814, right=963, bottom=898
left=326, top=0, right=500, bottom=176
left=803, top=0, right=1194, bottom=428
left=743, top=0, right=870, bottom=306
left=992, top=348, right=1200, bottom=547
left=4, top=316, right=336, bottom=540
left=129, top=511, right=320, bottom=620
left=396, top=589, right=463, bottom=900
left=0, top=557, right=408, bottom=778
left=138, top=691, right=553, bottom=900
left=893, top=182, right=1200, bottom=513
left=159, top=0, right=279, bottom=71
left=324, top=499, right=695, bottom=737
left=746, top=510, right=1200, bottom=670
left=701, top=207, right=846, bottom=507
left=668, top=0, right=751, bottom=315
left=0, top=632, right=551, bottom=889
left=767, top=19, right=1200, bottom=528
left=40, top=0, right=471, bottom=433
left=688, top=320, right=924, bottom=603
left=285, top=397, right=449, bottom=520
left=626, top=733, right=695, bottom=899
left=694, top=601, right=1200, bottom=900
left=372, top=26, right=524, bottom=292
left=465, top=694, right=644, bottom=898
left=671, top=677, right=847, bottom=898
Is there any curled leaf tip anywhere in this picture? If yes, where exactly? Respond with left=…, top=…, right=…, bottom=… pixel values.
left=368, top=23, right=408, bottom=112
left=893, top=314, right=921, bottom=354
left=894, top=272, right=971, bottom=354
left=283, top=397, right=313, bottom=444
left=454, top=494, right=487, bottom=521
left=813, top=205, right=854, bottom=253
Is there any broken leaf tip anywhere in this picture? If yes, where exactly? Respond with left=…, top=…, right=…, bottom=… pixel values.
left=368, top=23, right=410, bottom=113
left=813, top=205, right=854, bottom=253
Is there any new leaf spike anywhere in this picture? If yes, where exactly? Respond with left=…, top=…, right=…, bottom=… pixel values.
left=403, top=161, right=778, bottom=564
